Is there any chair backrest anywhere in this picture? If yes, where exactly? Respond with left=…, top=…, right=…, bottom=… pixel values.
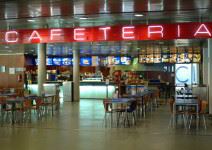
left=103, top=99, right=112, bottom=112
left=200, top=100, right=208, bottom=114
left=23, top=99, right=32, bottom=109
left=33, top=97, right=44, bottom=108
left=128, top=100, right=137, bottom=112
left=168, top=97, right=175, bottom=114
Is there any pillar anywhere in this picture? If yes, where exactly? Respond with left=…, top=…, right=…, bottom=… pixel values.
left=37, top=43, right=46, bottom=96
left=207, top=39, right=212, bottom=114
left=73, top=43, right=80, bottom=101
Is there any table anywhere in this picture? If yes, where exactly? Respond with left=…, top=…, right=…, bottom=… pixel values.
left=0, top=93, right=16, bottom=97
left=175, top=95, right=198, bottom=99
left=122, top=90, right=154, bottom=117
left=173, top=98, right=199, bottom=129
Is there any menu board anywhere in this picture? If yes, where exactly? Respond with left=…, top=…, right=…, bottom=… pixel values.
left=154, top=54, right=161, bottom=63
left=52, top=58, right=62, bottom=66
left=139, top=46, right=202, bottom=64
left=169, top=54, right=177, bottom=63
left=99, top=56, right=108, bottom=66
left=162, top=54, right=169, bottom=63
left=80, top=57, right=92, bottom=66
left=185, top=53, right=192, bottom=63
left=193, top=54, right=201, bottom=63
left=139, top=55, right=146, bottom=63
left=35, top=58, right=53, bottom=66
left=146, top=54, right=154, bottom=63
left=114, top=57, right=121, bottom=65
left=108, top=56, right=120, bottom=65
left=62, top=58, right=72, bottom=66
left=120, top=57, right=131, bottom=65
left=92, top=56, right=99, bottom=66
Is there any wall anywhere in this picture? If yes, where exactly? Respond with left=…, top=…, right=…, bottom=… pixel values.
left=0, top=55, right=25, bottom=88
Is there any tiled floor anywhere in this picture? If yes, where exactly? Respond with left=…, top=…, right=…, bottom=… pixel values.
left=0, top=99, right=212, bottom=150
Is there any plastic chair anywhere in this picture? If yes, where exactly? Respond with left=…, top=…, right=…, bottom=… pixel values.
left=188, top=100, right=208, bottom=129
left=168, top=98, right=187, bottom=128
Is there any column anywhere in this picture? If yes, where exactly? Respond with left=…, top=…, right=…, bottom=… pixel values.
left=73, top=43, right=80, bottom=101
left=37, top=43, right=46, bottom=96
left=207, top=39, right=212, bottom=114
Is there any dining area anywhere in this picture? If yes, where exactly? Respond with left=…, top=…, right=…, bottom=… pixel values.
left=0, top=88, right=59, bottom=126
left=168, top=89, right=208, bottom=130
left=102, top=88, right=160, bottom=128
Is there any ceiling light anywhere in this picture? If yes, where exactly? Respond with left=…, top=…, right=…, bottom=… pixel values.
left=134, top=14, right=144, bottom=17
left=27, top=19, right=35, bottom=22
left=79, top=17, right=89, bottom=20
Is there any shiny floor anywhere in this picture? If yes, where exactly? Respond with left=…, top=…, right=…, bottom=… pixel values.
left=0, top=100, right=212, bottom=150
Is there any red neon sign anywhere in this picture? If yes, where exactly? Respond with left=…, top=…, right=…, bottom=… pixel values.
left=1, top=22, right=212, bottom=44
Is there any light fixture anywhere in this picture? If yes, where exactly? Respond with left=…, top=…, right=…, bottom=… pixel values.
left=134, top=14, right=144, bottom=17
left=27, top=19, right=35, bottom=22
left=79, top=17, right=89, bottom=20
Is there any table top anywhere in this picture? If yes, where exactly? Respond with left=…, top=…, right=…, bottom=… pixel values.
left=112, top=98, right=134, bottom=103
left=0, top=93, right=16, bottom=97
left=43, top=94, right=56, bottom=97
left=175, top=99, right=199, bottom=105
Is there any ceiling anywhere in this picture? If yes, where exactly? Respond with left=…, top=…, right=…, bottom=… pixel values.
left=0, top=0, right=212, bottom=30
left=0, top=0, right=210, bottom=56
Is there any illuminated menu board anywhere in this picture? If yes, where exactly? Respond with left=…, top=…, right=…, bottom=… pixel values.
left=62, top=58, right=72, bottom=66
left=35, top=58, right=53, bottom=66
left=52, top=58, right=62, bottom=66
left=120, top=57, right=131, bottom=65
left=34, top=56, right=131, bottom=66
left=139, top=46, right=201, bottom=64
left=108, top=56, right=131, bottom=65
left=80, top=57, right=92, bottom=66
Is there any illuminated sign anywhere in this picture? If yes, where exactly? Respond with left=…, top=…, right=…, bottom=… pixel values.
left=175, top=64, right=199, bottom=85
left=1, top=22, right=212, bottom=44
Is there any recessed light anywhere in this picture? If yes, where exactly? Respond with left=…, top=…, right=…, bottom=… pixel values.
left=134, top=14, right=144, bottom=17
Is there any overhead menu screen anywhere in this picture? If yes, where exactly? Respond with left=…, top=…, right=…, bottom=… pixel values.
left=120, top=57, right=131, bottom=65
left=35, top=58, right=53, bottom=66
left=80, top=57, right=92, bottom=66
left=139, top=46, right=201, bottom=64
left=62, top=58, right=72, bottom=66
left=34, top=56, right=131, bottom=66
left=52, top=58, right=62, bottom=66
left=108, top=56, right=131, bottom=65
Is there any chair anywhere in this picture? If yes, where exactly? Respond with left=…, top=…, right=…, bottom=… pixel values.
left=16, top=99, right=32, bottom=123
left=103, top=99, right=113, bottom=127
left=103, top=99, right=127, bottom=127
left=123, top=100, right=137, bottom=127
left=188, top=100, right=208, bottom=129
left=31, top=97, right=45, bottom=118
left=42, top=95, right=56, bottom=116
left=168, top=97, right=187, bottom=128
